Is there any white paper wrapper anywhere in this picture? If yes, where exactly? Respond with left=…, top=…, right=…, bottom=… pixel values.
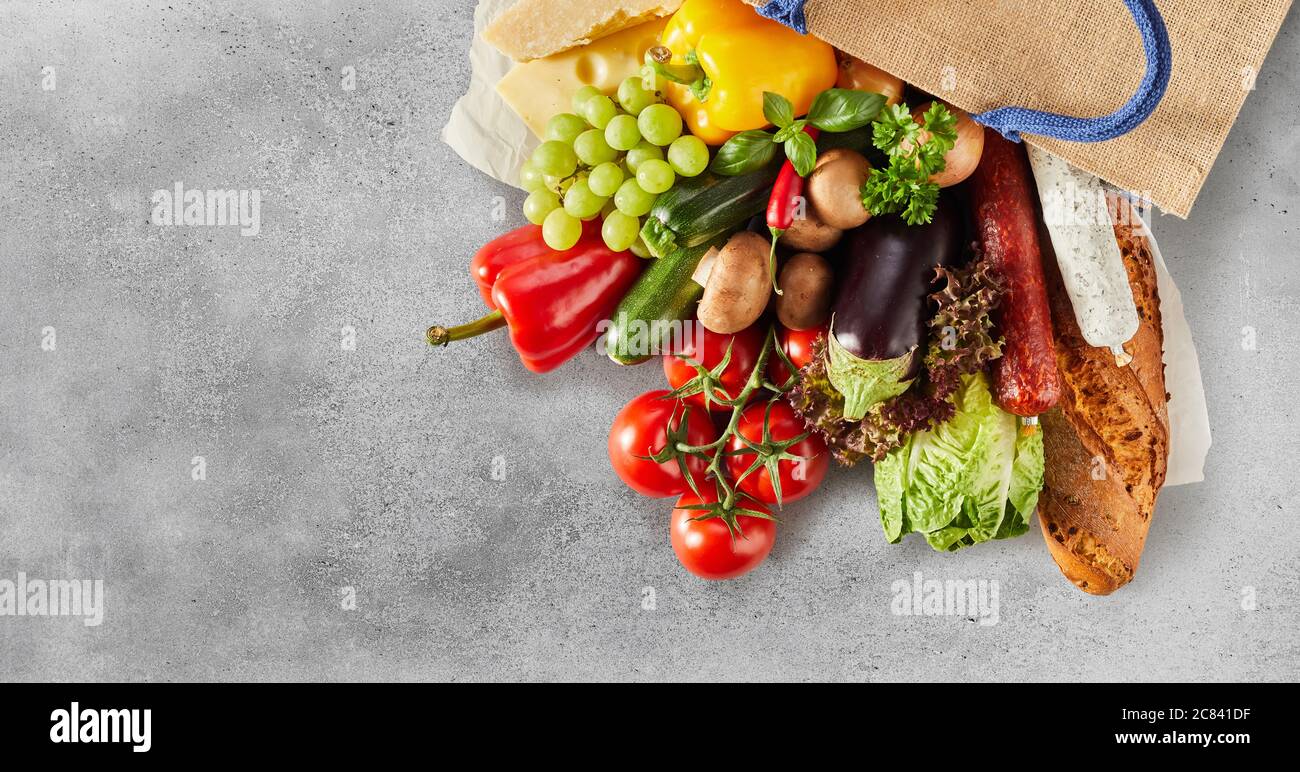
left=1143, top=216, right=1213, bottom=486
left=439, top=0, right=1212, bottom=486
left=440, top=0, right=535, bottom=189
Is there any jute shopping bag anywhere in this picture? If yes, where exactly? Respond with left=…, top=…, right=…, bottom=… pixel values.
left=748, top=0, right=1293, bottom=216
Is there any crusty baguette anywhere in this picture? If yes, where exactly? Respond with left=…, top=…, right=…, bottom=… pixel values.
left=1037, top=211, right=1169, bottom=595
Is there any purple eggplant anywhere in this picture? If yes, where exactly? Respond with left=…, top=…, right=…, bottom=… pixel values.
left=826, top=199, right=964, bottom=419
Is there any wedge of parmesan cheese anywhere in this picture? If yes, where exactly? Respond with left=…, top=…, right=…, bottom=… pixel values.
left=483, top=0, right=681, bottom=62
left=496, top=17, right=668, bottom=137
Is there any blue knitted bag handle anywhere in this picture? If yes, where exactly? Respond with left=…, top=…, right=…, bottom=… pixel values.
left=756, top=0, right=1173, bottom=143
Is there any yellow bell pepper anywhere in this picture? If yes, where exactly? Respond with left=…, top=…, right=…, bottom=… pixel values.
left=653, top=0, right=838, bottom=145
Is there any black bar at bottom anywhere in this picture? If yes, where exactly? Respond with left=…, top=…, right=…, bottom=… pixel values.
left=0, top=682, right=1289, bottom=758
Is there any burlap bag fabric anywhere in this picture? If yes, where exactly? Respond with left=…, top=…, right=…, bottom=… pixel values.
left=748, top=0, right=1293, bottom=217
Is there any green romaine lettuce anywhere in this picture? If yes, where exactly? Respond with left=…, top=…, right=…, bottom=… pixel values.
left=1000, top=426, right=1044, bottom=539
left=874, top=372, right=1044, bottom=552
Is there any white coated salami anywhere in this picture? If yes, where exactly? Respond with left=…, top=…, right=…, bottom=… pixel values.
left=1027, top=147, right=1139, bottom=366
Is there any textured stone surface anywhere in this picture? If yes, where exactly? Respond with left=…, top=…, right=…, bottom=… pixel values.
left=0, top=0, right=1296, bottom=682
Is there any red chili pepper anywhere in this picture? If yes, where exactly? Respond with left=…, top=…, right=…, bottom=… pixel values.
left=428, top=223, right=643, bottom=373
left=765, top=125, right=820, bottom=295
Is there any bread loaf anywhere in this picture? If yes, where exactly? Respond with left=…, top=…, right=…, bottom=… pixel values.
left=1037, top=213, right=1169, bottom=595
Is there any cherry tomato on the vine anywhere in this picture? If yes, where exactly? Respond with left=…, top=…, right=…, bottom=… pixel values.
left=725, top=400, right=828, bottom=506
left=662, top=324, right=764, bottom=412
left=670, top=488, right=776, bottom=580
left=767, top=323, right=827, bottom=386
left=608, top=390, right=717, bottom=498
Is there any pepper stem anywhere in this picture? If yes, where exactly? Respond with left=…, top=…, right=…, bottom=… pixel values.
left=646, top=46, right=702, bottom=84
left=768, top=227, right=784, bottom=296
left=644, top=47, right=712, bottom=102
left=427, top=309, right=507, bottom=347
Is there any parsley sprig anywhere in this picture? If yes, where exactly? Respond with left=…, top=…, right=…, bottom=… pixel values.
left=860, top=102, right=959, bottom=225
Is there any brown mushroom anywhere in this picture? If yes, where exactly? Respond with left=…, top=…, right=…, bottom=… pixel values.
left=775, top=252, right=834, bottom=330
left=697, top=231, right=771, bottom=334
left=779, top=207, right=843, bottom=252
left=807, top=148, right=872, bottom=230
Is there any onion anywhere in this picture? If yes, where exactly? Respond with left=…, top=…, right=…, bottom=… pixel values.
left=912, top=102, right=985, bottom=188
left=835, top=53, right=904, bottom=106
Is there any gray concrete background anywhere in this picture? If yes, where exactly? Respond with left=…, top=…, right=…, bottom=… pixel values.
left=0, top=0, right=1296, bottom=682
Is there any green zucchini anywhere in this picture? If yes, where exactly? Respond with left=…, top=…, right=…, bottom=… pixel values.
left=603, top=239, right=722, bottom=365
left=637, top=131, right=868, bottom=258
left=639, top=162, right=781, bottom=257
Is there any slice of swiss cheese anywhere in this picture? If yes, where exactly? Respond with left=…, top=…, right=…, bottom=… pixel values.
left=484, top=0, right=681, bottom=62
left=496, top=18, right=668, bottom=138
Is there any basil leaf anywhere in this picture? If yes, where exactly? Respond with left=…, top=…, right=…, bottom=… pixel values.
left=808, top=88, right=886, bottom=133
left=763, top=92, right=795, bottom=129
left=709, top=130, right=776, bottom=176
left=785, top=131, right=818, bottom=178
left=771, top=119, right=807, bottom=144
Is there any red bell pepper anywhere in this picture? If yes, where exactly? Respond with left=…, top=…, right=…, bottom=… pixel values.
left=428, top=223, right=644, bottom=373
left=467, top=220, right=593, bottom=308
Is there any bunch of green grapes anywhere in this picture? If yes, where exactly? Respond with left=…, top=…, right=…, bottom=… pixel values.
left=518, top=76, right=710, bottom=254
